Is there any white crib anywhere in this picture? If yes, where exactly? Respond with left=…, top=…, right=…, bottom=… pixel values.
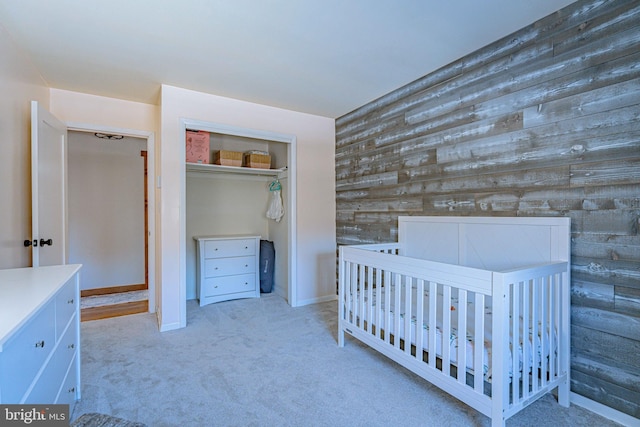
left=338, top=216, right=571, bottom=427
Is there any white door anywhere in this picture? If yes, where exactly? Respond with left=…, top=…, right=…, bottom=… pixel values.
left=30, top=101, right=67, bottom=267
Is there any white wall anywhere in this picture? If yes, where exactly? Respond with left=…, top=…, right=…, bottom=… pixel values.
left=49, top=89, right=159, bottom=131
left=68, top=131, right=146, bottom=291
left=0, top=24, right=49, bottom=269
left=160, top=84, right=336, bottom=331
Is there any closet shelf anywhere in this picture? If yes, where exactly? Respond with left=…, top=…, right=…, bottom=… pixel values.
left=186, top=162, right=287, bottom=177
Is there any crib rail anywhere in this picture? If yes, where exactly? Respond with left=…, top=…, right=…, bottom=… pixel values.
left=345, top=242, right=401, bottom=253
left=338, top=244, right=570, bottom=426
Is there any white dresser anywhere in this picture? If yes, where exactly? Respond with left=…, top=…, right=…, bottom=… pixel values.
left=0, top=264, right=81, bottom=408
left=194, top=235, right=260, bottom=306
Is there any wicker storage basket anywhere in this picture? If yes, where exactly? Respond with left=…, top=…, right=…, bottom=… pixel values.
left=244, top=153, right=271, bottom=169
left=214, top=150, right=243, bottom=167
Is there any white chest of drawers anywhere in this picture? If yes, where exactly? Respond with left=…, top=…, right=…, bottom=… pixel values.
left=0, top=264, right=81, bottom=409
left=194, top=235, right=260, bottom=306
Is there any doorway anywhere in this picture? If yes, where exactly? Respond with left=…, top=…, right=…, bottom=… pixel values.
left=66, top=129, right=155, bottom=320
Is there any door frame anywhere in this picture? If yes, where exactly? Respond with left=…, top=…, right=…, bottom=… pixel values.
left=179, top=118, right=297, bottom=313
left=66, top=122, right=156, bottom=314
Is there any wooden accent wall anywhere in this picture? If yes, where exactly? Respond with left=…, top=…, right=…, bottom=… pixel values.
left=335, top=0, right=640, bottom=419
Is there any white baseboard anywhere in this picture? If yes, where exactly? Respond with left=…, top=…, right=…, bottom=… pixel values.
left=571, top=392, right=640, bottom=427
left=296, top=293, right=338, bottom=306
left=159, top=319, right=182, bottom=332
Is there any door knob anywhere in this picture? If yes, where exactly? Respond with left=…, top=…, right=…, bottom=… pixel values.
left=24, top=239, right=37, bottom=247
left=40, top=238, right=53, bottom=246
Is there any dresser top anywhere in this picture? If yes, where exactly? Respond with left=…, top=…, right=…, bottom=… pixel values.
left=0, top=264, right=81, bottom=345
left=193, top=235, right=261, bottom=241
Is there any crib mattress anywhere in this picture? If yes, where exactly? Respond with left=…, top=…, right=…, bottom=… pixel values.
left=349, top=285, right=554, bottom=382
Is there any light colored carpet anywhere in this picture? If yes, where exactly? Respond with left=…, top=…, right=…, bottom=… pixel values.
left=72, top=295, right=621, bottom=427
left=71, top=412, right=146, bottom=427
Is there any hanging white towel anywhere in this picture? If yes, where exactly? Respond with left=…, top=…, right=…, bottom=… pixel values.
left=267, top=189, right=284, bottom=222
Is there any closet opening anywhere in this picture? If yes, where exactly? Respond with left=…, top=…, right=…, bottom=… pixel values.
left=180, top=119, right=297, bottom=314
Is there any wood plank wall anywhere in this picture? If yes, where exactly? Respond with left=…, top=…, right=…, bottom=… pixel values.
left=335, top=0, right=639, bottom=419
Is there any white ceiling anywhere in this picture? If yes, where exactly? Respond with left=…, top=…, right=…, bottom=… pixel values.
left=0, top=0, right=576, bottom=118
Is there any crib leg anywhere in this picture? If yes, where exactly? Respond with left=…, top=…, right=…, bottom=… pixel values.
left=491, top=415, right=505, bottom=427
left=558, top=377, right=570, bottom=407
left=338, top=326, right=345, bottom=347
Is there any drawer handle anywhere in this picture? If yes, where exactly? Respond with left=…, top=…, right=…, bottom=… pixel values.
left=35, top=340, right=45, bottom=348
left=67, top=298, right=74, bottom=304
left=68, top=343, right=75, bottom=349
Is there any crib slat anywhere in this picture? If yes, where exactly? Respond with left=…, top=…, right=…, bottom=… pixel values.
left=376, top=267, right=382, bottom=339
left=394, top=273, right=401, bottom=349
left=384, top=270, right=391, bottom=344
left=458, top=289, right=467, bottom=385
left=342, top=261, right=348, bottom=321
left=416, top=279, right=425, bottom=363
left=404, top=275, right=412, bottom=355
left=543, top=275, right=548, bottom=390
left=522, top=279, right=531, bottom=398
left=346, top=262, right=354, bottom=323
left=350, top=263, right=354, bottom=323
left=358, top=265, right=365, bottom=329
left=443, top=285, right=452, bottom=376
left=428, top=281, right=437, bottom=367
left=549, top=273, right=557, bottom=380
left=349, top=263, right=358, bottom=324
left=532, top=277, right=540, bottom=393
left=343, top=261, right=348, bottom=321
left=550, top=273, right=558, bottom=380
left=366, top=266, right=373, bottom=334
left=549, top=274, right=562, bottom=378
left=474, top=293, right=484, bottom=392
left=512, top=282, right=520, bottom=402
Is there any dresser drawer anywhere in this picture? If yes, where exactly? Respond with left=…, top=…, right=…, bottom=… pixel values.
left=56, top=352, right=78, bottom=407
left=204, top=256, right=255, bottom=277
left=0, top=300, right=56, bottom=403
left=24, top=317, right=77, bottom=404
left=201, top=274, right=256, bottom=297
left=55, top=277, right=77, bottom=339
left=204, top=238, right=256, bottom=258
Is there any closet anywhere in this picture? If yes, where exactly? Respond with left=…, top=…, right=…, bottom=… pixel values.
left=183, top=119, right=294, bottom=305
